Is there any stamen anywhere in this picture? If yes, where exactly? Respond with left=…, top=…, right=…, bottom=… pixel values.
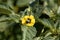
left=26, top=18, right=31, bottom=23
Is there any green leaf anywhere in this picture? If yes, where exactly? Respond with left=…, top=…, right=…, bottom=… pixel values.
left=37, top=18, right=56, bottom=33
left=21, top=25, right=37, bottom=40
left=0, top=22, right=8, bottom=32
left=55, top=36, right=60, bottom=40
left=33, top=5, right=42, bottom=17
left=33, top=37, right=41, bottom=40
left=7, top=0, right=14, bottom=9
left=54, top=20, right=60, bottom=29
left=0, top=4, right=12, bottom=14
left=10, top=14, right=20, bottom=23
left=16, top=0, right=35, bottom=7
left=57, top=6, right=60, bottom=16
left=44, top=0, right=58, bottom=13
left=38, top=18, right=54, bottom=29
left=43, top=36, right=57, bottom=40
left=43, top=8, right=55, bottom=18
left=44, top=32, right=52, bottom=38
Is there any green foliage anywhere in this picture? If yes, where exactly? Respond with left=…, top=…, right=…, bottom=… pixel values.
left=0, top=0, right=60, bottom=40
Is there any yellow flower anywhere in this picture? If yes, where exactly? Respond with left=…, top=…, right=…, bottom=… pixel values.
left=21, top=15, right=35, bottom=26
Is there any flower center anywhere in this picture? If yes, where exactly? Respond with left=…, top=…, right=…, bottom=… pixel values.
left=26, top=18, right=31, bottom=23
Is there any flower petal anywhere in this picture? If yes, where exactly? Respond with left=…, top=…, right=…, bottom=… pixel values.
left=29, top=15, right=34, bottom=19
left=26, top=23, right=34, bottom=26
left=21, top=18, right=26, bottom=24
left=21, top=15, right=35, bottom=27
left=24, top=15, right=29, bottom=20
left=31, top=19, right=35, bottom=24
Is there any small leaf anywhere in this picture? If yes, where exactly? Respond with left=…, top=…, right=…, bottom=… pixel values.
left=0, top=4, right=12, bottom=14
left=16, top=0, right=35, bottom=7
left=0, top=22, right=8, bottom=32
left=21, top=25, right=37, bottom=40
left=38, top=18, right=54, bottom=28
left=10, top=14, right=20, bottom=23
left=43, top=36, right=57, bottom=40
left=43, top=8, right=55, bottom=18
left=57, top=6, right=60, bottom=16
left=33, top=37, right=41, bottom=40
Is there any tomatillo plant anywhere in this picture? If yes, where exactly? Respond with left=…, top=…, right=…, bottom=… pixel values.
left=0, top=0, right=60, bottom=40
